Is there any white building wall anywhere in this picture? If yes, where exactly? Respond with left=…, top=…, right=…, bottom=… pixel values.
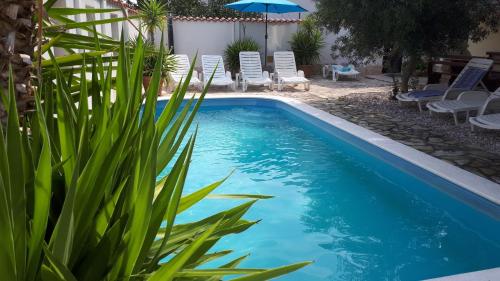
left=172, top=21, right=237, bottom=67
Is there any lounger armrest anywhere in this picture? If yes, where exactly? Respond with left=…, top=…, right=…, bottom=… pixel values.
left=424, top=84, right=448, bottom=91
left=263, top=71, right=270, bottom=79
left=273, top=71, right=280, bottom=81
left=298, top=70, right=305, bottom=78
left=457, top=91, right=490, bottom=102
left=444, top=88, right=469, bottom=100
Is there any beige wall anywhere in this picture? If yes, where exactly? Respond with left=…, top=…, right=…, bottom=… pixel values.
left=468, top=26, right=500, bottom=56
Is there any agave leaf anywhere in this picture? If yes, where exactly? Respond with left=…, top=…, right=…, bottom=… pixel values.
left=0, top=129, right=16, bottom=280
left=207, top=194, right=274, bottom=200
left=5, top=65, right=27, bottom=280
left=184, top=250, right=233, bottom=269
left=48, top=8, right=120, bottom=16
left=140, top=135, right=195, bottom=270
left=42, top=244, right=78, bottom=281
left=229, top=262, right=312, bottom=281
left=148, top=220, right=222, bottom=281
left=26, top=97, right=53, bottom=281
left=45, top=15, right=140, bottom=32
left=176, top=172, right=232, bottom=215
left=175, top=268, right=263, bottom=278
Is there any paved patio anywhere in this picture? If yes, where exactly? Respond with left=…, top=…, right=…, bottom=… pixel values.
left=176, top=77, right=500, bottom=184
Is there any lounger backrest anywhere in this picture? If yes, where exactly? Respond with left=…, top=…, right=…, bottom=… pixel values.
left=202, top=55, right=227, bottom=80
left=171, top=54, right=191, bottom=81
left=274, top=51, right=298, bottom=78
left=479, top=87, right=500, bottom=115
left=450, top=58, right=493, bottom=90
left=239, top=52, right=263, bottom=79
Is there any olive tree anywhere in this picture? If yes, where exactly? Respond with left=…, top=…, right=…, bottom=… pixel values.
left=316, top=0, right=499, bottom=92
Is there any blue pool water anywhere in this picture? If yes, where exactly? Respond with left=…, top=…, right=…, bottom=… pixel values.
left=157, top=100, right=500, bottom=281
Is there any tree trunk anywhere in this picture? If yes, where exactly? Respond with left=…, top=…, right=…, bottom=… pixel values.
left=149, top=29, right=155, bottom=46
left=400, top=54, right=418, bottom=93
left=0, top=0, right=35, bottom=122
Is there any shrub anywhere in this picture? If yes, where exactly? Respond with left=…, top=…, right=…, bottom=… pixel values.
left=290, top=16, right=325, bottom=65
left=224, top=38, right=260, bottom=74
left=0, top=35, right=309, bottom=280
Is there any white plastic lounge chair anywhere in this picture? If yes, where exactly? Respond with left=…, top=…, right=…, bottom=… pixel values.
left=170, top=54, right=203, bottom=90
left=427, top=90, right=491, bottom=125
left=323, top=64, right=360, bottom=81
left=237, top=52, right=273, bottom=92
left=469, top=89, right=500, bottom=131
left=201, top=55, right=235, bottom=91
left=273, top=51, right=310, bottom=91
left=396, top=58, right=493, bottom=111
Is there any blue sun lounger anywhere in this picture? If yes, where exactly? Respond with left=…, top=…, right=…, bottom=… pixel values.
left=396, top=58, right=493, bottom=111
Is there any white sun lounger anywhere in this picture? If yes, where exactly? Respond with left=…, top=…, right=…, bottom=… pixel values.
left=427, top=90, right=491, bottom=125
left=469, top=88, right=500, bottom=131
left=273, top=51, right=310, bottom=91
left=201, top=55, right=235, bottom=91
left=237, top=51, right=273, bottom=92
left=170, top=54, right=203, bottom=90
left=396, top=58, right=493, bottom=111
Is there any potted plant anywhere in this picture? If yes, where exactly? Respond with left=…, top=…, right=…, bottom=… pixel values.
left=290, top=16, right=325, bottom=77
left=224, top=38, right=260, bottom=77
left=143, top=48, right=177, bottom=95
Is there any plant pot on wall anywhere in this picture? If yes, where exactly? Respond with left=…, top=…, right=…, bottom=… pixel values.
left=298, top=65, right=314, bottom=78
left=143, top=76, right=165, bottom=96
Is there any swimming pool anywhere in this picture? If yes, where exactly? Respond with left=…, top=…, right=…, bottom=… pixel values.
left=156, top=96, right=500, bottom=281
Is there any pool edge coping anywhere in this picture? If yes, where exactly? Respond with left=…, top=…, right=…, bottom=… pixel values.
left=158, top=94, right=500, bottom=207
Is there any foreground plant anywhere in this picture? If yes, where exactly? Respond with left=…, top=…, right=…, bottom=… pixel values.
left=0, top=34, right=309, bottom=280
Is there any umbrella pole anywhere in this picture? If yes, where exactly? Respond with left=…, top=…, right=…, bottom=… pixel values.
left=265, top=5, right=268, bottom=67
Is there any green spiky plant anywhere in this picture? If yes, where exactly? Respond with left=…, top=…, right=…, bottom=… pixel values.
left=0, top=31, right=310, bottom=280
left=290, top=16, right=325, bottom=66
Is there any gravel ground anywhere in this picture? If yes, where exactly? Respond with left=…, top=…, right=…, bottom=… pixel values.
left=337, top=91, right=500, bottom=154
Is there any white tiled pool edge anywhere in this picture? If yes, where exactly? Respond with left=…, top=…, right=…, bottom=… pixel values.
left=158, top=94, right=500, bottom=281
left=424, top=267, right=500, bottom=281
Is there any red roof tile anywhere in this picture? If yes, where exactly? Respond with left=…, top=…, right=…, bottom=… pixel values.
left=172, top=16, right=301, bottom=24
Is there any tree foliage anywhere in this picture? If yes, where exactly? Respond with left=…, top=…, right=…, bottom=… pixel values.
left=315, top=0, right=499, bottom=90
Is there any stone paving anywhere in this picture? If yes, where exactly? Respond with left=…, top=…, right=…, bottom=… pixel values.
left=179, top=77, right=500, bottom=184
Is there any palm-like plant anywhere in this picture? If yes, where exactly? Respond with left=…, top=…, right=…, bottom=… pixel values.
left=138, top=0, right=168, bottom=45
left=0, top=33, right=310, bottom=280
left=290, top=16, right=325, bottom=66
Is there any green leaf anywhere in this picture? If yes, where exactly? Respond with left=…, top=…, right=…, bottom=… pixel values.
left=177, top=172, right=231, bottom=214
left=45, top=15, right=141, bottom=32
left=148, top=220, right=222, bottom=281
left=48, top=8, right=120, bottom=16
left=42, top=244, right=78, bottom=281
left=230, top=262, right=312, bottom=281
left=26, top=96, right=53, bottom=281
left=5, top=65, right=26, bottom=280
left=207, top=194, right=274, bottom=200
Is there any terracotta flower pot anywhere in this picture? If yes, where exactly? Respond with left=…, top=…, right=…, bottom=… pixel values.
left=142, top=76, right=165, bottom=96
left=298, top=65, right=314, bottom=78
